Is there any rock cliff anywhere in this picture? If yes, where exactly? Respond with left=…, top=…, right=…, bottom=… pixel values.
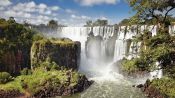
left=31, top=38, right=81, bottom=70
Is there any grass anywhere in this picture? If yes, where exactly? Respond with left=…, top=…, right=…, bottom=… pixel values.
left=0, top=68, right=82, bottom=95
left=0, top=78, right=24, bottom=92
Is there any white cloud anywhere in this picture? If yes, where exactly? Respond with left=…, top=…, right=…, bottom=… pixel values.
left=101, top=16, right=107, bottom=20
left=75, top=0, right=120, bottom=6
left=65, top=9, right=75, bottom=14
left=81, top=15, right=90, bottom=19
left=0, top=0, right=12, bottom=7
left=71, top=14, right=77, bottom=18
left=71, top=14, right=91, bottom=20
left=69, top=14, right=92, bottom=26
left=0, top=1, right=61, bottom=25
left=51, top=6, right=60, bottom=11
left=38, top=3, right=47, bottom=9
left=45, top=10, right=52, bottom=15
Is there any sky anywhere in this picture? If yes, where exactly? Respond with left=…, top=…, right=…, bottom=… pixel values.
left=0, top=0, right=135, bottom=26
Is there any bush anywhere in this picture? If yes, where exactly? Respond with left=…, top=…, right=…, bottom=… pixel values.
left=147, top=33, right=171, bottom=48
left=20, top=68, right=32, bottom=75
left=0, top=72, right=13, bottom=84
left=121, top=56, right=151, bottom=73
left=151, top=77, right=175, bottom=97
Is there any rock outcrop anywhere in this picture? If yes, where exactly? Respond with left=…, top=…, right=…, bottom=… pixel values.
left=31, top=38, right=81, bottom=70
left=137, top=80, right=165, bottom=98
left=33, top=75, right=93, bottom=98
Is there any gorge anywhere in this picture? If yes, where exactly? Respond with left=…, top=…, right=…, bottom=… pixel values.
left=41, top=25, right=174, bottom=98
left=1, top=0, right=175, bottom=97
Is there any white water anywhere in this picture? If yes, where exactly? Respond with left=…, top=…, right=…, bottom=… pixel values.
left=44, top=25, right=170, bottom=82
left=49, top=25, right=175, bottom=98
left=113, top=40, right=127, bottom=62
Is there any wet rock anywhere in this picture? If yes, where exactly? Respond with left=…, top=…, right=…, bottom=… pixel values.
left=136, top=84, right=143, bottom=88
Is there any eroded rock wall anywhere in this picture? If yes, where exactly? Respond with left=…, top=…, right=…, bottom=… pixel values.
left=31, top=38, right=81, bottom=70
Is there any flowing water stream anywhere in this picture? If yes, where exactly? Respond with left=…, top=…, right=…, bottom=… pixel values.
left=44, top=26, right=165, bottom=98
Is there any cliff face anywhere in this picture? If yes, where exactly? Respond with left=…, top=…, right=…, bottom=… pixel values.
left=0, top=18, right=34, bottom=74
left=31, top=38, right=81, bottom=70
left=0, top=49, right=31, bottom=74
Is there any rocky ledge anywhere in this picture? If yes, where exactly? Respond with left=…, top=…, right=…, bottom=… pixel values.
left=136, top=78, right=175, bottom=98
left=0, top=69, right=93, bottom=98
left=33, top=75, right=93, bottom=98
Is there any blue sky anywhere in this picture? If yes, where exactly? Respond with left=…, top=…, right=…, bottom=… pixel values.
left=0, top=0, right=135, bottom=26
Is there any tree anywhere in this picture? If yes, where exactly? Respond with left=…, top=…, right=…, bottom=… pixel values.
left=8, top=17, right=16, bottom=23
left=119, top=19, right=130, bottom=26
left=47, top=20, right=58, bottom=29
left=85, top=20, right=93, bottom=26
left=128, top=0, right=175, bottom=33
left=93, top=19, right=108, bottom=26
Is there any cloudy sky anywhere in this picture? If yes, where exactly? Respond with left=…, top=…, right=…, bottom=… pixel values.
left=0, top=0, right=135, bottom=26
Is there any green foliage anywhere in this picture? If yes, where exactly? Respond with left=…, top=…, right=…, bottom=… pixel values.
left=20, top=68, right=32, bottom=75
left=163, top=66, right=175, bottom=78
left=0, top=68, right=83, bottom=95
left=128, top=0, right=175, bottom=27
left=0, top=72, right=13, bottom=84
left=85, top=19, right=108, bottom=26
left=140, top=33, right=175, bottom=66
left=119, top=19, right=130, bottom=26
left=151, top=77, right=175, bottom=98
left=121, top=58, right=148, bottom=73
left=0, top=79, right=23, bottom=92
left=0, top=18, right=38, bottom=73
left=38, top=58, right=60, bottom=71
left=47, top=20, right=58, bottom=29
left=31, top=38, right=76, bottom=68
left=32, top=33, right=44, bottom=41
left=146, top=33, right=171, bottom=48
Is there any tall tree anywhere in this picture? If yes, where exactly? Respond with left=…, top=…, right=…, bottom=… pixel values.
left=128, top=0, right=175, bottom=33
left=47, top=20, right=58, bottom=29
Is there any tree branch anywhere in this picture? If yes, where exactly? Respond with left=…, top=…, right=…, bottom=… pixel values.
left=163, top=6, right=175, bottom=23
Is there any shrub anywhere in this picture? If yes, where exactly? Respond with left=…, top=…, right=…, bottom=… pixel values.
left=20, top=68, right=32, bottom=75
left=151, top=77, right=175, bottom=97
left=0, top=72, right=13, bottom=84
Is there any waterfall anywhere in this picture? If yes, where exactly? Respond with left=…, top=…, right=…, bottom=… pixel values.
left=45, top=25, right=168, bottom=81
left=113, top=25, right=137, bottom=61
left=113, top=40, right=127, bottom=62
left=150, top=62, right=163, bottom=80
left=43, top=25, right=170, bottom=98
left=128, top=41, right=141, bottom=59
left=169, top=25, right=175, bottom=35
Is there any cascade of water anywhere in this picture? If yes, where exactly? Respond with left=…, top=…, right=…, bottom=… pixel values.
left=169, top=25, right=175, bottom=35
left=150, top=62, right=163, bottom=80
left=113, top=25, right=158, bottom=62
left=55, top=25, right=165, bottom=81
left=48, top=25, right=166, bottom=98
left=148, top=25, right=157, bottom=36
left=113, top=40, right=127, bottom=62
left=128, top=41, right=142, bottom=59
